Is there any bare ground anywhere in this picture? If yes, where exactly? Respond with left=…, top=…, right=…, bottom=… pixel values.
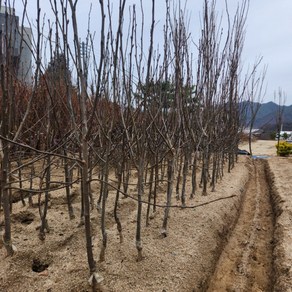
left=0, top=140, right=291, bottom=292
left=207, top=159, right=274, bottom=292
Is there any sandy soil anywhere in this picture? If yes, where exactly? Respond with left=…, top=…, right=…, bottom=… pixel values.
left=0, top=140, right=291, bottom=291
left=207, top=159, right=274, bottom=291
left=267, top=155, right=292, bottom=291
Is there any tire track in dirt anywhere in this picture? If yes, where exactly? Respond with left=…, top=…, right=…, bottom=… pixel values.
left=207, top=159, right=274, bottom=292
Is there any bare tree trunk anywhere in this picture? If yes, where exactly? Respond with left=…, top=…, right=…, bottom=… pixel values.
left=99, top=158, right=109, bottom=262
left=161, top=152, right=176, bottom=237
left=153, top=156, right=159, bottom=214
left=96, top=170, right=103, bottom=211
left=210, top=153, right=217, bottom=192
left=27, top=165, right=34, bottom=207
left=114, top=164, right=123, bottom=243
left=201, top=144, right=209, bottom=196
left=175, top=154, right=183, bottom=201
left=190, top=154, right=197, bottom=199
left=17, top=159, right=26, bottom=206
left=181, top=153, right=189, bottom=207
left=122, top=161, right=130, bottom=196
left=160, top=160, right=166, bottom=182
left=0, top=29, right=14, bottom=256
left=64, top=147, right=75, bottom=219
left=146, top=164, right=154, bottom=226
left=1, top=140, right=14, bottom=256
left=38, top=157, right=50, bottom=241
left=69, top=0, right=100, bottom=287
left=136, top=159, right=144, bottom=261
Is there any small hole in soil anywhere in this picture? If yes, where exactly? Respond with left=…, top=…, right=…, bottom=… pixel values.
left=12, top=211, right=35, bottom=225
left=32, top=258, right=49, bottom=273
left=21, top=217, right=34, bottom=225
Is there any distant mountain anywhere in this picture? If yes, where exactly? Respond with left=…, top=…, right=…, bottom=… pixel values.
left=242, top=101, right=292, bottom=131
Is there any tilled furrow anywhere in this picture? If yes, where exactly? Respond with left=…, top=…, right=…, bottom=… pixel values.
left=207, top=160, right=274, bottom=292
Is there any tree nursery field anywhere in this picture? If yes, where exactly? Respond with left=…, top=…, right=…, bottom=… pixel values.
left=1, top=1, right=291, bottom=291
left=1, top=140, right=291, bottom=291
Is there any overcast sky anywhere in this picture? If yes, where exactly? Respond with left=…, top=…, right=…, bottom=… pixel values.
left=12, top=0, right=292, bottom=105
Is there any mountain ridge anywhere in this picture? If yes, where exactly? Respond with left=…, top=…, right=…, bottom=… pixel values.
left=242, top=101, right=292, bottom=131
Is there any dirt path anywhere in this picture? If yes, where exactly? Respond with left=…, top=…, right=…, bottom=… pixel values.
left=207, top=159, right=274, bottom=292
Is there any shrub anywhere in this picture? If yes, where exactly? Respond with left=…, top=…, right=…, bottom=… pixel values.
left=270, top=132, right=276, bottom=140
left=283, top=132, right=289, bottom=140
left=275, top=141, right=292, bottom=156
